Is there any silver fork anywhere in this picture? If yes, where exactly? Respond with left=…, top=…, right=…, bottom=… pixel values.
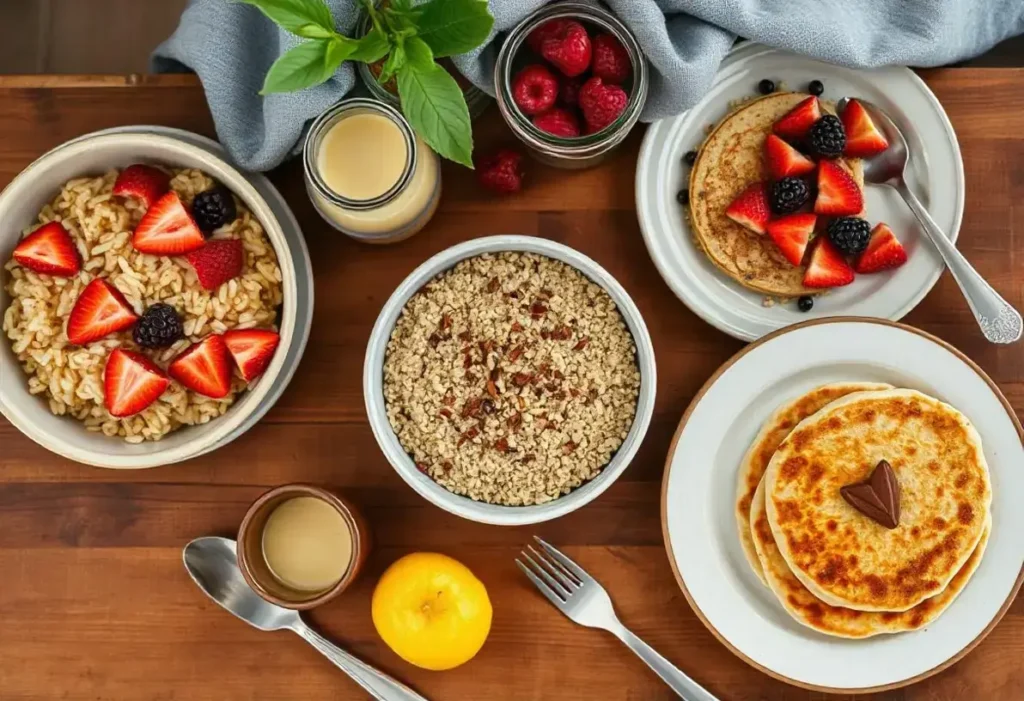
left=517, top=538, right=719, bottom=701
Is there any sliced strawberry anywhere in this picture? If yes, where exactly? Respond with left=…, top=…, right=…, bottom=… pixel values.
left=855, top=223, right=908, bottom=274
left=113, top=164, right=171, bottom=210
left=725, top=182, right=771, bottom=235
left=764, top=134, right=816, bottom=179
left=169, top=335, right=233, bottom=399
left=103, top=349, right=170, bottom=418
left=803, top=237, right=855, bottom=288
left=67, top=279, right=139, bottom=345
left=766, top=214, right=816, bottom=266
left=12, top=221, right=81, bottom=277
left=185, top=239, right=244, bottom=291
left=841, top=99, right=890, bottom=158
left=773, top=96, right=822, bottom=141
left=814, top=160, right=864, bottom=216
left=223, top=329, right=281, bottom=382
left=132, top=192, right=206, bottom=255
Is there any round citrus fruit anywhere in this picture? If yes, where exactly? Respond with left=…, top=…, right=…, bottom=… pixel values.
left=371, top=552, right=492, bottom=671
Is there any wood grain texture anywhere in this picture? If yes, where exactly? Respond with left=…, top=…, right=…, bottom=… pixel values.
left=0, top=70, right=1021, bottom=701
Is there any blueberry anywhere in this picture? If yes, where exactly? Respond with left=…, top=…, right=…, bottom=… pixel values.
left=808, top=80, right=824, bottom=96
left=683, top=150, right=698, bottom=166
left=758, top=79, right=776, bottom=95
left=676, top=189, right=689, bottom=205
left=797, top=296, right=814, bottom=312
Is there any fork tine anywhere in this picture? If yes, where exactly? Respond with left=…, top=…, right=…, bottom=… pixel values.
left=527, top=545, right=579, bottom=590
left=521, top=550, right=573, bottom=598
left=534, top=537, right=590, bottom=583
left=516, top=558, right=568, bottom=607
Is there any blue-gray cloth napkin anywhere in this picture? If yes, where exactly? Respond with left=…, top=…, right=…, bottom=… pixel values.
left=152, top=0, right=1024, bottom=172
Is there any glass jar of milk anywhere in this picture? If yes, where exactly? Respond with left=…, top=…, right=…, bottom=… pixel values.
left=303, top=98, right=441, bottom=244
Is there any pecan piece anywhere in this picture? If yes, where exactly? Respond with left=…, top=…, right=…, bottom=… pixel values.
left=551, top=325, right=572, bottom=341
left=486, top=379, right=499, bottom=399
left=428, top=332, right=442, bottom=348
left=494, top=437, right=509, bottom=453
left=562, top=440, right=577, bottom=455
left=508, top=345, right=524, bottom=363
left=486, top=277, right=500, bottom=293
left=511, top=321, right=524, bottom=332
left=573, top=337, right=590, bottom=351
left=511, top=372, right=532, bottom=387
left=530, top=302, right=547, bottom=318
left=440, top=313, right=452, bottom=331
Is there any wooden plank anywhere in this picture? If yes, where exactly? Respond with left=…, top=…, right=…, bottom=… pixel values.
left=0, top=70, right=1021, bottom=700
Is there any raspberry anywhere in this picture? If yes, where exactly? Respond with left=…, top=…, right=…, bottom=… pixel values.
left=539, top=20, right=591, bottom=77
left=511, top=64, right=559, bottom=116
left=526, top=19, right=569, bottom=53
left=560, top=77, right=582, bottom=107
left=578, top=76, right=628, bottom=133
left=476, top=149, right=524, bottom=195
left=591, top=34, right=631, bottom=84
left=185, top=238, right=244, bottom=291
left=533, top=108, right=580, bottom=138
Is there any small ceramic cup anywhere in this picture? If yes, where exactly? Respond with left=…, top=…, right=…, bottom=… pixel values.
left=237, top=484, right=369, bottom=610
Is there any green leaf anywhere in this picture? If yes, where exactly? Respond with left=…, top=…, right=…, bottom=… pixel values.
left=377, top=40, right=406, bottom=84
left=403, top=35, right=435, bottom=72
left=414, top=0, right=493, bottom=58
left=397, top=39, right=473, bottom=167
left=348, top=25, right=391, bottom=63
left=237, top=0, right=337, bottom=39
left=259, top=39, right=346, bottom=94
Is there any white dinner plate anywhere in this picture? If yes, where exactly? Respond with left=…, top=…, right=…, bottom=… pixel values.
left=636, top=44, right=964, bottom=341
left=661, top=318, right=1023, bottom=692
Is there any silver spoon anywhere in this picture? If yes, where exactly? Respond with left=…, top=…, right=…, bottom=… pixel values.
left=837, top=96, right=1022, bottom=344
left=183, top=536, right=428, bottom=701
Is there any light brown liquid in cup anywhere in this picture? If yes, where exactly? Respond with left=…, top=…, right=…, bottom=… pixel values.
left=318, top=112, right=407, bottom=201
left=261, top=496, right=352, bottom=592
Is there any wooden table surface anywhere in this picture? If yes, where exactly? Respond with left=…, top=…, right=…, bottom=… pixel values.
left=0, top=71, right=1021, bottom=701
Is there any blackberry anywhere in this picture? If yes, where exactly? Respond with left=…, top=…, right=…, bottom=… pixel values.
left=758, top=79, right=776, bottom=95
left=797, top=295, right=814, bottom=312
left=191, top=185, right=237, bottom=235
left=809, top=115, right=846, bottom=158
left=770, top=177, right=809, bottom=215
left=827, top=217, right=872, bottom=256
left=133, top=303, right=183, bottom=349
left=808, top=80, right=824, bottom=96
left=683, top=150, right=698, bottom=166
left=676, top=189, right=689, bottom=204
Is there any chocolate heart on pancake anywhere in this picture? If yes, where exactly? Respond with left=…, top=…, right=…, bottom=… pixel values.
left=840, top=459, right=900, bottom=529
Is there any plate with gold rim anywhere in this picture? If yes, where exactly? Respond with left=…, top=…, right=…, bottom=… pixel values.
left=660, top=318, right=1024, bottom=692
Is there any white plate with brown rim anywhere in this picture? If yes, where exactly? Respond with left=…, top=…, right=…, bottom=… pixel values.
left=661, top=318, right=1023, bottom=692
left=636, top=44, right=964, bottom=341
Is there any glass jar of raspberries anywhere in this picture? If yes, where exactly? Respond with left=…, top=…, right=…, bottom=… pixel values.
left=495, top=2, right=648, bottom=169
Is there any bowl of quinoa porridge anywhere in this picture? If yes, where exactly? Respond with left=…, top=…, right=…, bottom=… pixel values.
left=0, top=132, right=300, bottom=468
left=364, top=235, right=656, bottom=525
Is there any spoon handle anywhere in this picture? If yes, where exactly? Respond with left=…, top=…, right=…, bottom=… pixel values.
left=292, top=621, right=429, bottom=701
left=894, top=180, right=1022, bottom=344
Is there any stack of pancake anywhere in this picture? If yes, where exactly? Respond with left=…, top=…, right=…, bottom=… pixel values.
left=735, top=384, right=992, bottom=638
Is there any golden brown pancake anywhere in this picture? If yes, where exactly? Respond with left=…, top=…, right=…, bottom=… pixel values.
left=735, top=383, right=892, bottom=585
left=765, top=389, right=992, bottom=612
left=751, top=474, right=990, bottom=638
left=688, top=93, right=863, bottom=297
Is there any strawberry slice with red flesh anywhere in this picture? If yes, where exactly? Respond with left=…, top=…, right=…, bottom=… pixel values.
left=103, top=349, right=170, bottom=418
left=185, top=239, right=244, bottom=291
left=803, top=237, right=855, bottom=288
left=841, top=99, right=890, bottom=158
left=67, top=278, right=139, bottom=345
left=113, top=164, right=171, bottom=210
left=773, top=96, right=822, bottom=141
left=12, top=221, right=81, bottom=277
left=132, top=191, right=206, bottom=255
left=223, top=329, right=281, bottom=382
left=764, top=134, right=816, bottom=179
left=814, top=160, right=864, bottom=216
left=855, top=223, right=908, bottom=274
left=169, top=335, right=233, bottom=399
left=725, top=182, right=771, bottom=235
left=766, top=214, right=816, bottom=267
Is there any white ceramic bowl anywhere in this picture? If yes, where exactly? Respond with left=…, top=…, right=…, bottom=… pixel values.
left=364, top=235, right=656, bottom=525
left=0, top=132, right=300, bottom=468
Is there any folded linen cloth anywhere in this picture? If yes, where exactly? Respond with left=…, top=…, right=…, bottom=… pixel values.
left=152, top=0, right=1024, bottom=172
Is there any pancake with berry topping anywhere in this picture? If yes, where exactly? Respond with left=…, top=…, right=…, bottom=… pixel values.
left=688, top=92, right=863, bottom=297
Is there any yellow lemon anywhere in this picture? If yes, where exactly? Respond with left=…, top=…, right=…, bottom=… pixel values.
left=371, top=552, right=492, bottom=671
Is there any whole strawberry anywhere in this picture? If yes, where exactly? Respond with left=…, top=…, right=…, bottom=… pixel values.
left=579, top=76, right=628, bottom=133
left=560, top=77, right=583, bottom=107
left=539, top=20, right=591, bottom=77
left=533, top=108, right=580, bottom=138
left=512, top=64, right=560, bottom=116
left=591, top=34, right=631, bottom=84
left=476, top=149, right=524, bottom=195
left=526, top=19, right=570, bottom=53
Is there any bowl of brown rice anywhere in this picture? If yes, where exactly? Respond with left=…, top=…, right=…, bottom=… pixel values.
left=364, top=235, right=656, bottom=525
left=0, top=132, right=300, bottom=468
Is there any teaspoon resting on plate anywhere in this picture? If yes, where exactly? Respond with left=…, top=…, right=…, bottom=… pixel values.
left=182, top=537, right=428, bottom=701
left=836, top=96, right=1022, bottom=344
